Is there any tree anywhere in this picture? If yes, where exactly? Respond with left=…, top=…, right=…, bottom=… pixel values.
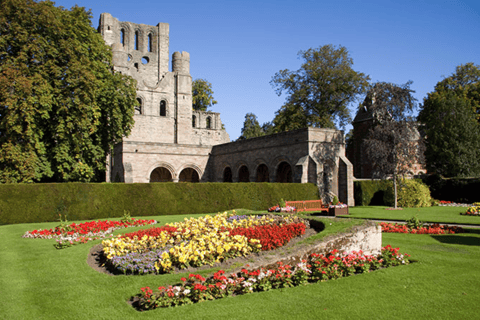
left=238, top=113, right=265, bottom=140
left=0, top=0, right=137, bottom=183
left=192, top=78, right=217, bottom=111
left=363, top=82, right=424, bottom=208
left=270, top=44, right=370, bottom=131
left=418, top=64, right=480, bottom=177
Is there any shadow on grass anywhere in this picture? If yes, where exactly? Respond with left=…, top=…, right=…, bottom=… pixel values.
left=431, top=234, right=480, bottom=246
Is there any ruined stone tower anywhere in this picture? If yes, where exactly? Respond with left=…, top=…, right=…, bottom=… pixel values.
left=99, top=13, right=229, bottom=183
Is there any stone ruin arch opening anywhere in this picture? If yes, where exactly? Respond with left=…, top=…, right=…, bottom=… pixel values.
left=179, top=168, right=199, bottom=183
left=276, top=161, right=293, bottom=183
left=223, top=167, right=232, bottom=182
left=238, top=165, right=250, bottom=182
left=150, top=167, right=172, bottom=182
left=256, top=164, right=269, bottom=182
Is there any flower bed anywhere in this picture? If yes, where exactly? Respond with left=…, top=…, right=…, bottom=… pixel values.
left=380, top=222, right=463, bottom=234
left=102, top=213, right=308, bottom=274
left=461, top=203, right=480, bottom=216
left=134, top=245, right=410, bottom=310
left=22, top=217, right=157, bottom=249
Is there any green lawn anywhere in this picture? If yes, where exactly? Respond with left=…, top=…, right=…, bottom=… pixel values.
left=345, top=205, right=480, bottom=225
left=1, top=211, right=480, bottom=319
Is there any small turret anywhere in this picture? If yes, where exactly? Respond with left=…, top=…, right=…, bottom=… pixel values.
left=172, top=51, right=190, bottom=74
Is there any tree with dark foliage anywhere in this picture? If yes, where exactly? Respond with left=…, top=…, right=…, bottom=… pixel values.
left=364, top=81, right=425, bottom=208
left=0, top=0, right=137, bottom=183
left=418, top=63, right=480, bottom=177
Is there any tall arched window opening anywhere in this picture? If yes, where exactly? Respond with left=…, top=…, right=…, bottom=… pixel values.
left=160, top=101, right=166, bottom=116
left=192, top=115, right=196, bottom=128
left=134, top=31, right=139, bottom=50
left=120, top=29, right=125, bottom=46
left=206, top=116, right=211, bottom=129
left=148, top=33, right=153, bottom=52
left=135, top=98, right=142, bottom=115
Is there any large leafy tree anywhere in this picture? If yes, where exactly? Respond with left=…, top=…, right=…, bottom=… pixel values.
left=418, top=63, right=480, bottom=177
left=192, top=78, right=217, bottom=111
left=270, top=44, right=370, bottom=132
left=363, top=81, right=424, bottom=208
left=0, top=0, right=137, bottom=183
left=238, top=113, right=265, bottom=140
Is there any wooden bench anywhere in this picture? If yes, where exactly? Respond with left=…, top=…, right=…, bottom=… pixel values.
left=285, top=200, right=329, bottom=212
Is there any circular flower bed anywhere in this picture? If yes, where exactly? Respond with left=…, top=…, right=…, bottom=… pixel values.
left=102, top=212, right=309, bottom=274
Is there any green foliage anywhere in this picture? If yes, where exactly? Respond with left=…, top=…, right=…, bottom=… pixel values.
left=238, top=113, right=266, bottom=140
left=354, top=180, right=392, bottom=206
left=384, top=179, right=432, bottom=208
left=270, top=44, right=370, bottom=132
left=406, top=216, right=423, bottom=230
left=332, top=195, right=339, bottom=205
left=0, top=0, right=137, bottom=183
left=418, top=68, right=480, bottom=177
left=0, top=182, right=319, bottom=225
left=422, top=174, right=480, bottom=203
left=192, top=78, right=217, bottom=111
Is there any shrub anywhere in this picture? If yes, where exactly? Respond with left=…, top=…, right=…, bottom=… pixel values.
left=384, top=179, right=432, bottom=207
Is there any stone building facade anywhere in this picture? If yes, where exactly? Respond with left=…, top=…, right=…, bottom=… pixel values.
left=98, top=13, right=354, bottom=206
left=348, top=96, right=425, bottom=179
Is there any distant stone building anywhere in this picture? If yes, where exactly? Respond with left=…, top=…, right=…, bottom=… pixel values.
left=98, top=13, right=354, bottom=206
left=348, top=96, right=425, bottom=179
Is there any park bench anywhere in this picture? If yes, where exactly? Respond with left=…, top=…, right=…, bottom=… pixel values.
left=285, top=200, right=329, bottom=213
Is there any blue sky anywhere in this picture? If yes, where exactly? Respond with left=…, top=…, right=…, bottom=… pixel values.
left=55, top=0, right=479, bottom=140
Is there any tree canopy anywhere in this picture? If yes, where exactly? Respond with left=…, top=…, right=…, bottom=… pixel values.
left=270, top=44, right=370, bottom=132
left=417, top=63, right=480, bottom=177
left=192, top=78, right=217, bottom=111
left=363, top=81, right=424, bottom=208
left=238, top=113, right=265, bottom=140
left=0, top=0, right=137, bottom=183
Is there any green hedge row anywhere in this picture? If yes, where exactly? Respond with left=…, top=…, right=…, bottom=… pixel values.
left=354, top=180, right=393, bottom=206
left=422, top=175, right=480, bottom=203
left=0, top=182, right=319, bottom=225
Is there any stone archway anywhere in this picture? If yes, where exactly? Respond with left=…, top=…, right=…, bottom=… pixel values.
left=238, top=165, right=250, bottom=182
left=256, top=164, right=269, bottom=182
left=150, top=167, right=172, bottom=182
left=179, top=168, right=199, bottom=182
left=223, top=167, right=233, bottom=182
left=276, top=161, right=292, bottom=183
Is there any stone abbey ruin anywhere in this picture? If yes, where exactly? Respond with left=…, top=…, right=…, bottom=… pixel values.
left=98, top=13, right=354, bottom=206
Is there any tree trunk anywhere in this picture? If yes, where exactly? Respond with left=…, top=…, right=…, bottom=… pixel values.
left=394, top=175, right=398, bottom=209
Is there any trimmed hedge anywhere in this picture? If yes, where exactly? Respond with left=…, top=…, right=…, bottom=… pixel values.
left=354, top=180, right=392, bottom=206
left=422, top=175, right=480, bottom=203
left=0, top=182, right=319, bottom=225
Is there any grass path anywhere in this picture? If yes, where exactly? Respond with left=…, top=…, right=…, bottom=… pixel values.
left=1, top=212, right=479, bottom=319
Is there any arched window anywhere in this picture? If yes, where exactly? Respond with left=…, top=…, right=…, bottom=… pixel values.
left=192, top=115, right=196, bottom=128
left=148, top=33, right=152, bottom=52
left=256, top=164, right=269, bottom=182
left=160, top=100, right=166, bottom=116
left=135, top=98, right=142, bottom=115
left=238, top=165, right=250, bottom=182
left=120, top=29, right=125, bottom=45
left=206, top=116, right=211, bottom=129
left=134, top=31, right=139, bottom=50
left=223, top=167, right=233, bottom=182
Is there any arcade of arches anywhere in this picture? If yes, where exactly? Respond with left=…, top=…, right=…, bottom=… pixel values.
left=149, top=167, right=200, bottom=183
left=222, top=162, right=292, bottom=183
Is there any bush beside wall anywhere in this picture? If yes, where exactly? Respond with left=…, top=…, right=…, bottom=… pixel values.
left=422, top=175, right=480, bottom=203
left=0, top=183, right=319, bottom=225
left=354, top=180, right=392, bottom=206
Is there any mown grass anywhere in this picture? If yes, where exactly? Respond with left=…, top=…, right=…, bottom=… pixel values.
left=345, top=205, right=480, bottom=225
left=1, top=210, right=479, bottom=319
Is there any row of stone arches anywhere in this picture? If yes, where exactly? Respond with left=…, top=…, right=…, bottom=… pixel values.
left=222, top=161, right=293, bottom=183
left=150, top=166, right=200, bottom=183
left=135, top=98, right=167, bottom=116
